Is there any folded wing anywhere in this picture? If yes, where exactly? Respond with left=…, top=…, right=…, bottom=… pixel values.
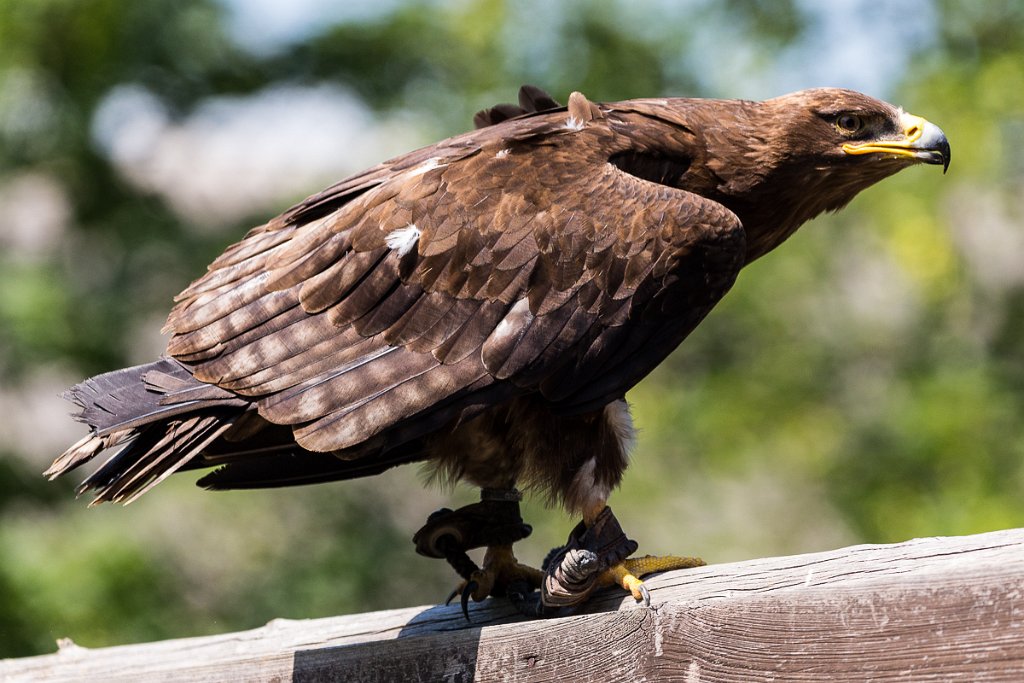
left=57, top=89, right=747, bottom=497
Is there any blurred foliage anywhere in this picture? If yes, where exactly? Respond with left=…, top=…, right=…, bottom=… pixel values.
left=1, top=0, right=1023, bottom=659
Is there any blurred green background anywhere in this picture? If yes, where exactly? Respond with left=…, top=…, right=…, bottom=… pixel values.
left=2, top=0, right=1023, bottom=658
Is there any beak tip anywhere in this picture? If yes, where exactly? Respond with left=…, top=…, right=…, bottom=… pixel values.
left=921, top=121, right=950, bottom=174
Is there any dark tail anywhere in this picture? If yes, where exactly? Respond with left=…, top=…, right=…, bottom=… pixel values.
left=47, top=358, right=248, bottom=504
left=46, top=358, right=450, bottom=501
left=48, top=358, right=431, bottom=502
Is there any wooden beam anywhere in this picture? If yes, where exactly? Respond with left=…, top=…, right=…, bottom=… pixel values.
left=5, top=528, right=1024, bottom=681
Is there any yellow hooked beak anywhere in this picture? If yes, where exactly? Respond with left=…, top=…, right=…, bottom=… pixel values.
left=843, top=111, right=950, bottom=173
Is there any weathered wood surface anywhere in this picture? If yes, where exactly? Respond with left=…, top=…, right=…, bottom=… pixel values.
left=5, top=528, right=1024, bottom=682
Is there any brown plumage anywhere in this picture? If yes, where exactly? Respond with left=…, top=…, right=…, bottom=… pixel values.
left=49, top=86, right=948, bottom=541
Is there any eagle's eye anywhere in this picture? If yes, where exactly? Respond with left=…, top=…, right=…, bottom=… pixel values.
left=835, top=113, right=864, bottom=134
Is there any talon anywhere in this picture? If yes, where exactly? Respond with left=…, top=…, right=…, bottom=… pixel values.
left=467, top=568, right=494, bottom=600
left=445, top=586, right=461, bottom=606
left=461, top=580, right=478, bottom=621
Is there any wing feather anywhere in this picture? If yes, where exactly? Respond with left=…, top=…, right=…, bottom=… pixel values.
left=266, top=230, right=353, bottom=292
left=257, top=346, right=423, bottom=425
left=352, top=281, right=425, bottom=337
left=166, top=291, right=297, bottom=360
left=326, top=255, right=401, bottom=327
left=292, top=355, right=484, bottom=451
left=298, top=248, right=388, bottom=313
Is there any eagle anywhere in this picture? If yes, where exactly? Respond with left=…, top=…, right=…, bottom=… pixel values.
left=49, top=86, right=949, bottom=616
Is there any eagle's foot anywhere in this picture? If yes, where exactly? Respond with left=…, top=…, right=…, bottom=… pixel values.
left=541, top=505, right=638, bottom=609
left=598, top=554, right=706, bottom=605
left=413, top=489, right=536, bottom=619
left=447, top=544, right=545, bottom=618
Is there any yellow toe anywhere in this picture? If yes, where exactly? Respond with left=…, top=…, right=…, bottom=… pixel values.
left=600, top=554, right=705, bottom=602
left=624, top=554, right=704, bottom=576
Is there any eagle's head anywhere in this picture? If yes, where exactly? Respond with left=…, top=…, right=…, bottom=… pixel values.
left=768, top=88, right=949, bottom=172
left=718, top=88, right=950, bottom=260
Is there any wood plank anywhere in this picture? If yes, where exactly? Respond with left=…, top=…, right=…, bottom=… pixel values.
left=4, top=528, right=1024, bottom=682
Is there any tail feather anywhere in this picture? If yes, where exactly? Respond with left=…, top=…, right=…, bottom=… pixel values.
left=65, top=358, right=244, bottom=436
left=44, top=429, right=134, bottom=480
left=82, top=411, right=239, bottom=505
left=52, top=357, right=249, bottom=504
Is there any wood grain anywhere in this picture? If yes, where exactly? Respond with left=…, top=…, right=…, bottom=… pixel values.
left=4, top=528, right=1024, bottom=682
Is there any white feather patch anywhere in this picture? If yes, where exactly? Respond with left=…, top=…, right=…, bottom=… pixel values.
left=564, top=116, right=585, bottom=131
left=495, top=148, right=511, bottom=158
left=490, top=298, right=531, bottom=345
left=604, top=399, right=636, bottom=461
left=568, top=456, right=610, bottom=513
left=408, top=157, right=446, bottom=177
left=385, top=223, right=421, bottom=257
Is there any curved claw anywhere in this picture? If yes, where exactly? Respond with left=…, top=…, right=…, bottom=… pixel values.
left=460, top=580, right=478, bottom=621
left=445, top=586, right=460, bottom=606
left=637, top=582, right=651, bottom=607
